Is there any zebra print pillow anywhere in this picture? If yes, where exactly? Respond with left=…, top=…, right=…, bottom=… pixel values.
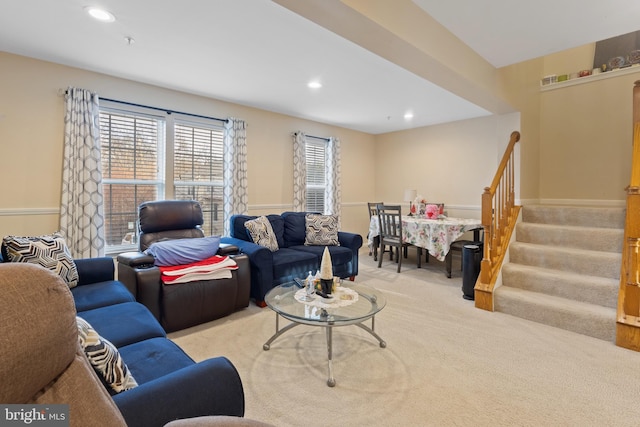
left=245, top=216, right=279, bottom=252
left=2, top=233, right=79, bottom=288
left=304, top=214, right=340, bottom=246
left=76, top=317, right=138, bottom=393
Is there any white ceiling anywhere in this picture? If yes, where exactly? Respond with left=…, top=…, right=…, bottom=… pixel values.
left=1, top=0, right=639, bottom=134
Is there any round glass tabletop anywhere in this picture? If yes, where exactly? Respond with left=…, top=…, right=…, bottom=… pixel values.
left=264, top=281, right=386, bottom=326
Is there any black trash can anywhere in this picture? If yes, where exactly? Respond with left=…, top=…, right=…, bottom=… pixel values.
left=462, top=243, right=483, bottom=300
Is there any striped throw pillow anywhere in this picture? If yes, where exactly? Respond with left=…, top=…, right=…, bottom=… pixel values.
left=245, top=216, right=279, bottom=252
left=2, top=233, right=79, bottom=288
left=304, top=214, right=340, bottom=246
left=76, top=316, right=138, bottom=393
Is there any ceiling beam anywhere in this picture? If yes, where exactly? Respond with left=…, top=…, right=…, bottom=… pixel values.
left=273, top=0, right=515, bottom=115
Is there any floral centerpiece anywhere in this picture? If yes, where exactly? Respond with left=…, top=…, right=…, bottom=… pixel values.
left=425, top=204, right=440, bottom=219
left=413, top=195, right=427, bottom=216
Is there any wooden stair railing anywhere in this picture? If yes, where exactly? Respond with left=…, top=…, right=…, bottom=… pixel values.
left=616, top=81, right=640, bottom=351
left=475, top=131, right=521, bottom=311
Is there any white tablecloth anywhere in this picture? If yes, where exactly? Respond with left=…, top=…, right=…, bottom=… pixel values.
left=368, top=215, right=482, bottom=261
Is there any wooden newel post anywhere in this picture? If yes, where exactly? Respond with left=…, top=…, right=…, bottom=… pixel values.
left=480, top=187, right=492, bottom=285
left=615, top=81, right=640, bottom=351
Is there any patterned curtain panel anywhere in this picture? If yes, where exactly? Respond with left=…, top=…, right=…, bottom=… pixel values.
left=223, top=117, right=248, bottom=236
left=292, top=131, right=307, bottom=211
left=60, top=87, right=105, bottom=258
left=325, top=137, right=341, bottom=224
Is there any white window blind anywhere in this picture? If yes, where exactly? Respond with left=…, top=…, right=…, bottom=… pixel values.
left=99, top=104, right=227, bottom=253
left=305, top=139, right=326, bottom=213
left=173, top=121, right=225, bottom=236
left=100, top=109, right=165, bottom=250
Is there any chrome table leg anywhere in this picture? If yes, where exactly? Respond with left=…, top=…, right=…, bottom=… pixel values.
left=263, top=313, right=301, bottom=350
left=325, top=325, right=335, bottom=387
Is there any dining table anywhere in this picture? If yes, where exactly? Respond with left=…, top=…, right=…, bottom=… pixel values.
left=368, top=214, right=483, bottom=275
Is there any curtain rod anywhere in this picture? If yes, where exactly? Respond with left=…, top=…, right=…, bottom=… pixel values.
left=100, top=97, right=228, bottom=123
left=64, top=90, right=228, bottom=123
left=293, top=131, right=329, bottom=142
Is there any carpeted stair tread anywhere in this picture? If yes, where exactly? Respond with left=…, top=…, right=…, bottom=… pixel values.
left=509, top=241, right=621, bottom=279
left=522, top=205, right=625, bottom=229
left=495, top=204, right=623, bottom=343
left=502, top=263, right=618, bottom=308
left=494, top=286, right=616, bottom=342
left=516, top=222, right=623, bottom=253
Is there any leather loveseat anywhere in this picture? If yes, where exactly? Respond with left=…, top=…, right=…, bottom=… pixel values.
left=0, top=259, right=246, bottom=427
left=117, top=200, right=251, bottom=332
left=221, top=211, right=362, bottom=305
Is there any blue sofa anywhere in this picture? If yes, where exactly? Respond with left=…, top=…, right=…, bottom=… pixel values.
left=221, top=211, right=363, bottom=305
left=1, top=254, right=245, bottom=427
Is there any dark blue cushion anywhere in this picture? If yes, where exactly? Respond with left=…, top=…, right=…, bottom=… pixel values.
left=118, top=337, right=194, bottom=385
left=290, top=245, right=353, bottom=266
left=71, top=280, right=135, bottom=312
left=281, top=211, right=308, bottom=247
left=78, top=302, right=166, bottom=348
left=266, top=215, right=285, bottom=248
left=75, top=257, right=116, bottom=286
left=230, top=214, right=285, bottom=248
left=271, top=248, right=318, bottom=283
left=229, top=215, right=256, bottom=242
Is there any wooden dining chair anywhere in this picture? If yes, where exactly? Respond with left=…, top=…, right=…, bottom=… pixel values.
left=376, top=204, right=422, bottom=273
left=367, top=202, right=383, bottom=261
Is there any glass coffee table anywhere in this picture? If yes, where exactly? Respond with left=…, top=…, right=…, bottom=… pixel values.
left=263, top=281, right=387, bottom=387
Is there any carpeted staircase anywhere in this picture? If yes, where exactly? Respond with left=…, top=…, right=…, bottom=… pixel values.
left=494, top=204, right=625, bottom=342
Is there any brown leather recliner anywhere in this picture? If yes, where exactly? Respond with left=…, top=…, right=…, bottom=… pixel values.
left=117, top=200, right=251, bottom=332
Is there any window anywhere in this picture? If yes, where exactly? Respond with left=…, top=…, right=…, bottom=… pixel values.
left=100, top=109, right=165, bottom=251
left=173, top=121, right=225, bottom=236
left=305, top=138, right=326, bottom=213
left=100, top=105, right=225, bottom=252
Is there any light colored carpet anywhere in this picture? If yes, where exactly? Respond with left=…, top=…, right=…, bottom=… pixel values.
left=169, top=251, right=640, bottom=427
left=496, top=205, right=624, bottom=341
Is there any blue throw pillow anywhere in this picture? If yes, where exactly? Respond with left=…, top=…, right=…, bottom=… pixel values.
left=144, top=236, right=221, bottom=266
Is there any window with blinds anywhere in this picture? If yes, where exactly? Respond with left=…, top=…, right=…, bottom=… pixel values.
left=100, top=109, right=165, bottom=249
left=174, top=121, right=225, bottom=236
left=305, top=139, right=326, bottom=213
left=99, top=106, right=226, bottom=252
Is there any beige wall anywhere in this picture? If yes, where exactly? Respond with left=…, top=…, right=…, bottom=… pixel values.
left=500, top=44, right=635, bottom=204
left=1, top=40, right=634, bottom=244
left=538, top=73, right=635, bottom=202
left=497, top=57, right=543, bottom=202
left=0, top=52, right=376, bottom=240
left=539, top=46, right=634, bottom=203
left=373, top=113, right=520, bottom=219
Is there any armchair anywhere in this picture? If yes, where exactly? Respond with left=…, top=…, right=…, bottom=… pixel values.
left=117, top=200, right=251, bottom=332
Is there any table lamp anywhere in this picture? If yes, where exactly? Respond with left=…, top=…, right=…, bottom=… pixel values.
left=404, top=189, right=417, bottom=216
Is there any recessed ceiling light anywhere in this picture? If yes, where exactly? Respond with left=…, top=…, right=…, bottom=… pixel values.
left=85, top=6, right=116, bottom=22
left=404, top=112, right=414, bottom=120
left=307, top=81, right=322, bottom=89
